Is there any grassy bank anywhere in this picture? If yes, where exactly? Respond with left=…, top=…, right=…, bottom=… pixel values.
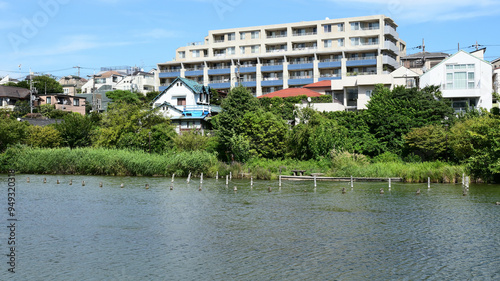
left=0, top=146, right=465, bottom=182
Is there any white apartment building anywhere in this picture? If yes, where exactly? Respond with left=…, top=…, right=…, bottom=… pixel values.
left=420, top=50, right=493, bottom=112
left=157, top=15, right=406, bottom=96
left=82, top=69, right=156, bottom=95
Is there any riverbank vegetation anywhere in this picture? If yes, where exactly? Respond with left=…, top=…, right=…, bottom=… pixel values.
left=1, top=85, right=498, bottom=182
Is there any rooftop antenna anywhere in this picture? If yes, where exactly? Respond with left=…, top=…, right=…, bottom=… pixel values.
left=73, top=66, right=81, bottom=77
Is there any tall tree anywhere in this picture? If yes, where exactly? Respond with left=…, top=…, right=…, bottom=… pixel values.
left=31, top=76, right=63, bottom=94
left=366, top=85, right=454, bottom=154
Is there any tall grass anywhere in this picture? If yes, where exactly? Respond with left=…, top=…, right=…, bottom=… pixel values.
left=1, top=146, right=464, bottom=182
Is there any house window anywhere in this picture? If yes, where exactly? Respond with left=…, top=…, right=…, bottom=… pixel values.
left=324, top=24, right=332, bottom=33
left=337, top=23, right=344, bottom=32
left=446, top=64, right=476, bottom=90
left=177, top=98, right=186, bottom=106
left=46, top=97, right=51, bottom=104
left=63, top=88, right=69, bottom=94
left=366, top=90, right=372, bottom=97
left=251, top=31, right=259, bottom=39
left=73, top=99, right=79, bottom=106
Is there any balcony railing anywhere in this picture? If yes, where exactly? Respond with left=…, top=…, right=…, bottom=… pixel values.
left=263, top=77, right=282, bottom=81
left=289, top=60, right=313, bottom=65
left=320, top=73, right=340, bottom=78
left=347, top=56, right=376, bottom=61
left=266, top=34, right=287, bottom=39
left=360, top=26, right=380, bottom=30
left=209, top=66, right=231, bottom=70
left=292, top=31, right=317, bottom=36
left=209, top=79, right=230, bottom=84
left=320, top=58, right=341, bottom=62
left=289, top=75, right=312, bottom=79
left=346, top=71, right=377, bottom=76
left=185, top=67, right=204, bottom=71
left=292, top=47, right=317, bottom=51
left=266, top=49, right=287, bottom=53
left=160, top=69, right=181, bottom=73
left=262, top=62, right=283, bottom=66
left=214, top=39, right=225, bottom=43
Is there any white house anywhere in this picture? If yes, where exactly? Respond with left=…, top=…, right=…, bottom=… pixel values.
left=152, top=77, right=220, bottom=133
left=82, top=69, right=156, bottom=95
left=420, top=50, right=493, bottom=112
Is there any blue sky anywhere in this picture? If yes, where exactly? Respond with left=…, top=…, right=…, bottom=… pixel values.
left=1, top=0, right=499, bottom=80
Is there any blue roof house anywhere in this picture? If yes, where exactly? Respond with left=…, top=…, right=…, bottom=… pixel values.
left=152, top=77, right=220, bottom=134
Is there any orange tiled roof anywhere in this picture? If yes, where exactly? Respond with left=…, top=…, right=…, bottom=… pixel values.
left=257, top=87, right=323, bottom=99
left=304, top=80, right=331, bottom=88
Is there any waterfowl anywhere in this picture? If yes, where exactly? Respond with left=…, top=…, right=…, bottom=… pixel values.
left=268, top=186, right=272, bottom=193
left=342, top=187, right=346, bottom=194
left=416, top=189, right=421, bottom=195
left=380, top=188, right=384, bottom=194
left=56, top=179, right=60, bottom=184
left=495, top=202, right=500, bottom=205
left=82, top=180, right=85, bottom=186
left=43, top=178, right=47, bottom=183
left=120, top=183, right=124, bottom=188
left=69, top=179, right=72, bottom=185
left=27, top=177, right=30, bottom=183
left=170, top=185, right=173, bottom=190
left=99, top=182, right=103, bottom=188
left=145, top=184, right=149, bottom=189
left=233, top=186, right=237, bottom=191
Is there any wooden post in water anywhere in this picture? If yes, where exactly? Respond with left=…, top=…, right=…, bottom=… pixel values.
left=187, top=172, right=191, bottom=183
left=230, top=172, right=232, bottom=180
left=462, top=173, right=465, bottom=187
left=350, top=176, right=353, bottom=188
left=200, top=173, right=203, bottom=184
left=27, top=177, right=30, bottom=183
left=388, top=178, right=391, bottom=191
left=171, top=174, right=175, bottom=183
left=216, top=171, right=219, bottom=180
left=428, top=177, right=431, bottom=189
left=226, top=175, right=229, bottom=186
left=314, top=175, right=317, bottom=188
left=279, top=175, right=282, bottom=187
left=251, top=176, right=253, bottom=187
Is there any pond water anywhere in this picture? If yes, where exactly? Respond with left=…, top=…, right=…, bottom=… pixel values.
left=2, top=174, right=500, bottom=280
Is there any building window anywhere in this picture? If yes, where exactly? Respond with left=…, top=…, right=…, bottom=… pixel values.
left=46, top=97, right=51, bottom=104
left=73, top=99, right=79, bottom=106
left=251, top=31, right=260, bottom=39
left=446, top=64, right=476, bottom=90
left=179, top=51, right=185, bottom=59
left=338, top=23, right=344, bottom=32
left=192, top=50, right=201, bottom=58
left=251, top=45, right=260, bottom=54
left=228, top=33, right=235, bottom=41
left=351, top=22, right=360, bottom=30
left=227, top=47, right=235, bottom=55
left=324, top=24, right=332, bottom=33
left=240, top=32, right=245, bottom=40
left=177, top=97, right=186, bottom=106
left=366, top=90, right=372, bottom=97
left=324, top=40, right=332, bottom=48
left=240, top=46, right=245, bottom=54
left=63, top=88, right=69, bottom=94
left=338, top=38, right=344, bottom=47
left=351, top=37, right=360, bottom=46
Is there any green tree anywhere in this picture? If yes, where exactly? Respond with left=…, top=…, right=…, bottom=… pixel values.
left=404, top=124, right=451, bottom=161
left=105, top=90, right=141, bottom=104
left=54, top=113, right=95, bottom=148
left=209, top=88, right=223, bottom=106
left=241, top=111, right=288, bottom=159
left=366, top=85, right=454, bottom=154
left=31, top=76, right=63, bottom=94
left=13, top=100, right=30, bottom=118
left=174, top=130, right=211, bottom=151
left=449, top=115, right=500, bottom=182
left=0, top=111, right=29, bottom=152
left=25, top=126, right=62, bottom=148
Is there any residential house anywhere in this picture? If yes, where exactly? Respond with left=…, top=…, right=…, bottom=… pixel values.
left=491, top=57, right=500, bottom=107
left=152, top=77, right=220, bottom=134
left=0, top=75, right=20, bottom=85
left=420, top=50, right=493, bottom=112
left=82, top=69, right=156, bottom=95
left=401, top=52, right=450, bottom=75
left=0, top=85, right=30, bottom=110
left=58, top=75, right=87, bottom=95
left=36, top=94, right=87, bottom=115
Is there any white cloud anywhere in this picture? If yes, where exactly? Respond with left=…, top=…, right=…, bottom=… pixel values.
left=326, top=0, right=500, bottom=23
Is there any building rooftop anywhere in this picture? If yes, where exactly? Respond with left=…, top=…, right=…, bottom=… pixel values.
left=304, top=80, right=331, bottom=88
left=402, top=52, right=450, bottom=60
left=0, top=85, right=30, bottom=99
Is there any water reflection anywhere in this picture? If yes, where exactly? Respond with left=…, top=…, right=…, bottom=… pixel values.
left=4, top=175, right=500, bottom=280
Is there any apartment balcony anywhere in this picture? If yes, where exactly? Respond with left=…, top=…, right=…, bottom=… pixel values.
left=266, top=34, right=287, bottom=39
left=318, top=59, right=341, bottom=69
left=266, top=49, right=287, bottom=54
left=384, top=25, right=399, bottom=38
left=292, top=31, right=317, bottom=36
left=240, top=79, right=257, bottom=88
left=346, top=71, right=377, bottom=77
left=182, top=105, right=212, bottom=117
left=261, top=63, right=283, bottom=72
left=384, top=41, right=399, bottom=54
left=346, top=57, right=377, bottom=67
left=238, top=66, right=257, bottom=73
left=382, top=56, right=399, bottom=68
left=288, top=62, right=313, bottom=70
left=208, top=80, right=231, bottom=89
left=292, top=47, right=318, bottom=53
left=288, top=76, right=313, bottom=86
left=318, top=74, right=342, bottom=81
left=261, top=78, right=283, bottom=87
left=159, top=71, right=181, bottom=78
left=185, top=69, right=204, bottom=76
left=208, top=67, right=231, bottom=75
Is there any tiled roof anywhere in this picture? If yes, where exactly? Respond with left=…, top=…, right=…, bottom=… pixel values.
left=0, top=85, right=30, bottom=99
left=304, top=80, right=331, bottom=88
left=257, top=88, right=323, bottom=99
left=402, top=52, right=450, bottom=60
left=177, top=77, right=206, bottom=94
left=98, top=71, right=124, bottom=78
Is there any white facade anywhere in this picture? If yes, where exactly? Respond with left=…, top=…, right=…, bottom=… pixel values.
left=420, top=51, right=493, bottom=112
left=329, top=66, right=419, bottom=111
left=158, top=15, right=406, bottom=96
left=82, top=70, right=156, bottom=95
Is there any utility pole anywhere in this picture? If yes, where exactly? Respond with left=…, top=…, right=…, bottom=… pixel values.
left=73, top=66, right=81, bottom=77
left=29, top=69, right=33, bottom=114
